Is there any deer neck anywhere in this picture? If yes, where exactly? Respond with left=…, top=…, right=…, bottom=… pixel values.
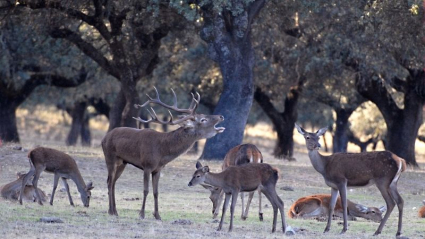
left=203, top=172, right=226, bottom=189
left=308, top=150, right=328, bottom=175
left=70, top=172, right=87, bottom=193
left=161, top=128, right=198, bottom=163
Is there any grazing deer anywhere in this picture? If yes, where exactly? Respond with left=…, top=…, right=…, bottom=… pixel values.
left=419, top=200, right=425, bottom=218
left=295, top=124, right=405, bottom=237
left=19, top=147, right=94, bottom=207
left=1, top=172, right=47, bottom=202
left=288, top=194, right=386, bottom=222
left=203, top=144, right=264, bottom=221
left=102, top=88, right=225, bottom=219
left=188, top=162, right=285, bottom=233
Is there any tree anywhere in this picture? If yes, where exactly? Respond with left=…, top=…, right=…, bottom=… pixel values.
left=0, top=13, right=88, bottom=143
left=189, top=0, right=267, bottom=160
left=21, top=0, right=187, bottom=131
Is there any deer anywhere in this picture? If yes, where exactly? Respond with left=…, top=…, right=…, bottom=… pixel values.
left=288, top=194, right=386, bottom=222
left=202, top=144, right=264, bottom=221
left=101, top=87, right=225, bottom=220
left=1, top=172, right=47, bottom=202
left=19, top=147, right=94, bottom=207
left=188, top=162, right=286, bottom=233
left=419, top=200, right=425, bottom=218
left=295, top=123, right=405, bottom=237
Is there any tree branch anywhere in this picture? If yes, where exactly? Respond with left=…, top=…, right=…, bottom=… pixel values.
left=50, top=27, right=119, bottom=79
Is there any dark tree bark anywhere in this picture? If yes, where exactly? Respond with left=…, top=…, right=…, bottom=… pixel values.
left=254, top=83, right=303, bottom=160
left=356, top=69, right=425, bottom=166
left=80, top=112, right=91, bottom=147
left=332, top=108, right=353, bottom=153
left=66, top=101, right=88, bottom=146
left=199, top=0, right=266, bottom=160
left=0, top=71, right=86, bottom=143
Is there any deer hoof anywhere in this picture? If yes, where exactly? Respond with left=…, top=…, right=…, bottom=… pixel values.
left=323, top=227, right=330, bottom=233
left=373, top=230, right=381, bottom=236
left=259, top=213, right=264, bottom=221
left=241, top=216, right=247, bottom=221
left=152, top=212, right=162, bottom=220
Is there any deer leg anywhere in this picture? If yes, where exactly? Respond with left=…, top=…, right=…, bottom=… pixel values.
left=50, top=173, right=60, bottom=206
left=213, top=190, right=225, bottom=219
left=324, top=187, right=339, bottom=233
left=140, top=170, right=151, bottom=219
left=261, top=188, right=278, bottom=233
left=389, top=181, right=403, bottom=237
left=338, top=182, right=348, bottom=234
left=106, top=160, right=125, bottom=216
left=218, top=193, right=231, bottom=231
left=374, top=181, right=396, bottom=236
left=151, top=171, right=161, bottom=220
left=242, top=191, right=255, bottom=220
left=32, top=168, right=44, bottom=206
left=229, top=191, right=239, bottom=232
left=258, top=189, right=263, bottom=221
left=240, top=192, right=245, bottom=220
left=19, top=167, right=35, bottom=205
left=61, top=178, right=74, bottom=206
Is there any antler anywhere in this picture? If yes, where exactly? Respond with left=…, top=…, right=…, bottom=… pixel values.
left=133, top=87, right=200, bottom=125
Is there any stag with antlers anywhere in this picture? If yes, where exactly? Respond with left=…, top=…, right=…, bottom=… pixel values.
left=102, top=87, right=225, bottom=219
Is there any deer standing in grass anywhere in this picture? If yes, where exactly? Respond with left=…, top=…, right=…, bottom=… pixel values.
left=188, top=162, right=285, bottom=233
left=203, top=144, right=264, bottom=221
left=1, top=172, right=47, bottom=202
left=295, top=124, right=405, bottom=237
left=19, top=147, right=94, bottom=207
left=288, top=194, right=386, bottom=222
left=102, top=88, right=225, bottom=219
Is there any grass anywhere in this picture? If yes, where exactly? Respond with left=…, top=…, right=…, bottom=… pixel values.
left=0, top=106, right=424, bottom=238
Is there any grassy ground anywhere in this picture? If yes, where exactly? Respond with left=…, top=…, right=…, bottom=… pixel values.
left=0, top=107, right=424, bottom=238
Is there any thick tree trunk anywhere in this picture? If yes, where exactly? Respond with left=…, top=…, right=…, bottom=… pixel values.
left=108, top=90, right=127, bottom=131
left=0, top=99, right=19, bottom=143
left=332, top=108, right=353, bottom=153
left=66, top=101, right=88, bottom=146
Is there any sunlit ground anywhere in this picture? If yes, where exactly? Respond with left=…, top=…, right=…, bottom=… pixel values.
left=0, top=106, right=423, bottom=238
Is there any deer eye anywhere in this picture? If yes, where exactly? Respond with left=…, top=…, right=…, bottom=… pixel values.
left=196, top=175, right=200, bottom=178
left=200, top=118, right=207, bottom=123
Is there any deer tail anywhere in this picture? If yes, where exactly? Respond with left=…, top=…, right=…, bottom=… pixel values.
left=391, top=153, right=406, bottom=185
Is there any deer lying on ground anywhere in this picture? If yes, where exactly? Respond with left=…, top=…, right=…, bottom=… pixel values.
left=189, top=162, right=285, bottom=233
left=203, top=144, right=264, bottom=221
left=419, top=200, right=425, bottom=218
left=102, top=88, right=224, bottom=219
left=1, top=172, right=47, bottom=202
left=19, top=147, right=94, bottom=207
left=288, top=194, right=386, bottom=222
left=295, top=124, right=405, bottom=237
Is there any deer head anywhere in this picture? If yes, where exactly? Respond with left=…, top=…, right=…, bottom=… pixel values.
left=295, top=124, right=327, bottom=150
left=80, top=182, right=94, bottom=207
left=134, top=87, right=225, bottom=138
left=355, top=205, right=386, bottom=222
left=188, top=162, right=209, bottom=187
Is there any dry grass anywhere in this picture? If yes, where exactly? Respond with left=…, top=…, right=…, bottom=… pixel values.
left=0, top=107, right=424, bottom=238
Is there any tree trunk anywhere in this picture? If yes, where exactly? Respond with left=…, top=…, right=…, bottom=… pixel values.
left=332, top=108, right=353, bottom=153
left=80, top=112, right=91, bottom=147
left=108, top=89, right=127, bottom=131
left=0, top=99, right=19, bottom=143
left=66, top=101, right=88, bottom=146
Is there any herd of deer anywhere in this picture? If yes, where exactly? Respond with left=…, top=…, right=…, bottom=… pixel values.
left=1, top=88, right=424, bottom=237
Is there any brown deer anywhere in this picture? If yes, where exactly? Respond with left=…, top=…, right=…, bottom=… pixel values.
left=288, top=194, right=386, bottom=222
left=19, top=147, right=94, bottom=207
left=419, top=200, right=425, bottom=218
left=102, top=88, right=224, bottom=219
left=202, top=144, right=263, bottom=221
left=188, top=162, right=285, bottom=233
left=1, top=172, right=47, bottom=202
left=295, top=124, right=405, bottom=237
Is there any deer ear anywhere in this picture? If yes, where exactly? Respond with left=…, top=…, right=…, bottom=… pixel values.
left=202, top=166, right=210, bottom=173
left=196, top=161, right=203, bottom=169
left=355, top=204, right=368, bottom=213
left=86, top=182, right=94, bottom=191
left=316, top=127, right=328, bottom=136
left=379, top=206, right=387, bottom=213
left=294, top=123, right=305, bottom=135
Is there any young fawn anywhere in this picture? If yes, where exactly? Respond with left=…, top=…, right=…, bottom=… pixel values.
left=202, top=143, right=263, bottom=221
left=1, top=172, right=47, bottom=202
left=19, top=147, right=94, bottom=207
left=295, top=124, right=405, bottom=237
left=288, top=194, right=386, bottom=222
left=419, top=200, right=425, bottom=218
left=189, top=162, right=285, bottom=233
